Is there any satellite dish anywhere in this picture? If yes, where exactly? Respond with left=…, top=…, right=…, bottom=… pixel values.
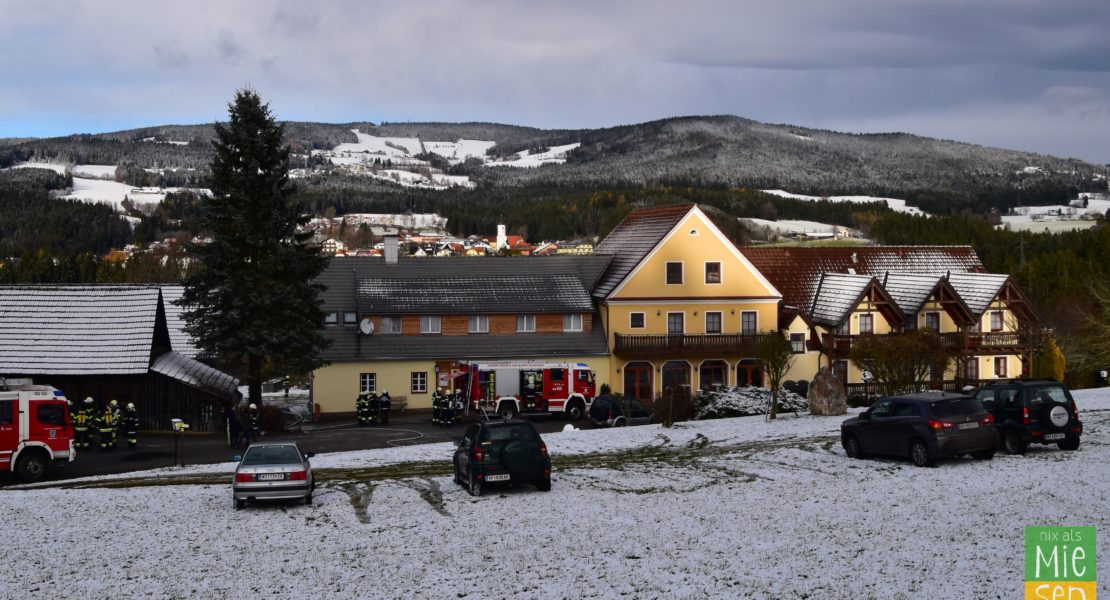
left=861, top=370, right=874, bottom=382
left=359, top=318, right=375, bottom=335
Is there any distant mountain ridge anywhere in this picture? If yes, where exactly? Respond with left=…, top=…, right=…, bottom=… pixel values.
left=2, top=115, right=1105, bottom=197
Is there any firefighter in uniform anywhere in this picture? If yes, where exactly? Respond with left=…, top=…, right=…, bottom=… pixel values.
left=379, top=390, right=391, bottom=426
left=356, top=391, right=370, bottom=427
left=99, top=400, right=118, bottom=451
left=73, top=397, right=95, bottom=449
left=432, top=388, right=443, bottom=426
left=121, top=402, right=140, bottom=451
left=366, top=392, right=380, bottom=425
left=442, top=389, right=455, bottom=427
left=244, top=404, right=262, bottom=446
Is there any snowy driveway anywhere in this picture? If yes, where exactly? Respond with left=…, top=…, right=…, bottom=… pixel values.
left=5, top=391, right=1110, bottom=599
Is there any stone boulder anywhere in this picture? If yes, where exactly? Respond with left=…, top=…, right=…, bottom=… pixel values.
left=808, top=367, right=847, bottom=416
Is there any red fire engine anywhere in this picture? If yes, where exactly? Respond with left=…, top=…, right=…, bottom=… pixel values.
left=455, top=361, right=596, bottom=420
left=0, top=380, right=75, bottom=482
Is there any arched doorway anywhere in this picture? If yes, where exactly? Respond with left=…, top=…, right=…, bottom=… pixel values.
left=623, top=362, right=653, bottom=401
left=699, top=360, right=728, bottom=391
left=661, top=361, right=691, bottom=398
left=737, top=359, right=763, bottom=387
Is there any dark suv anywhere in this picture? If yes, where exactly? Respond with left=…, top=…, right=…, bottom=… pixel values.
left=453, top=420, right=551, bottom=496
left=972, top=379, right=1082, bottom=454
left=588, top=394, right=654, bottom=427
left=841, top=393, right=997, bottom=467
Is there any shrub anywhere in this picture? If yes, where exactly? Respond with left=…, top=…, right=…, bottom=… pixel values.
left=694, top=386, right=808, bottom=420
left=847, top=393, right=879, bottom=408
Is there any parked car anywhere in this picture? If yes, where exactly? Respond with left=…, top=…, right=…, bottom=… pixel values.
left=453, top=420, right=551, bottom=496
left=588, top=394, right=654, bottom=427
left=972, top=379, right=1082, bottom=454
left=232, top=442, right=315, bottom=509
left=840, top=392, right=997, bottom=467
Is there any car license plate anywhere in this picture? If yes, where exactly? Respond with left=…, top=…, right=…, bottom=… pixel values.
left=486, top=473, right=510, bottom=482
left=257, top=473, right=285, bottom=481
left=957, top=422, right=979, bottom=430
left=1044, top=433, right=1065, bottom=441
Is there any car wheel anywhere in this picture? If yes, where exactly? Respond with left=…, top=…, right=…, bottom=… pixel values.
left=15, top=452, right=48, bottom=483
left=305, top=492, right=313, bottom=506
left=537, top=476, right=551, bottom=492
left=454, top=460, right=466, bottom=486
left=565, top=401, right=584, bottom=421
left=1003, top=429, right=1028, bottom=455
left=235, top=498, right=245, bottom=510
left=909, top=439, right=935, bottom=468
left=468, top=471, right=483, bottom=497
left=497, top=403, right=517, bottom=421
left=971, top=449, right=995, bottom=460
left=1058, top=437, right=1080, bottom=451
left=843, top=434, right=862, bottom=459
left=615, top=417, right=627, bottom=427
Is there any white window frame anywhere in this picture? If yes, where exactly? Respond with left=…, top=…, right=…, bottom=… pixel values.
left=666, top=312, right=685, bottom=335
left=704, top=261, right=722, bottom=285
left=381, top=316, right=402, bottom=335
left=563, top=314, right=583, bottom=332
left=741, top=311, right=758, bottom=335
left=629, top=312, right=646, bottom=329
left=665, top=261, right=684, bottom=285
left=990, top=310, right=1004, bottom=332
left=411, top=371, right=428, bottom=394
left=359, top=373, right=377, bottom=394
left=858, top=313, right=874, bottom=335
left=516, top=314, right=536, bottom=333
left=420, top=315, right=441, bottom=334
left=468, top=315, right=489, bottom=334
left=704, top=311, right=722, bottom=334
left=790, top=333, right=805, bottom=354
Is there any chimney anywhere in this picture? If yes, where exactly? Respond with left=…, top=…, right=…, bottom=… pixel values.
left=384, top=235, right=399, bottom=265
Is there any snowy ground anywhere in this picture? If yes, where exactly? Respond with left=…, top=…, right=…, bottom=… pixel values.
left=5, top=389, right=1110, bottom=598
left=486, top=143, right=581, bottom=167
left=741, top=217, right=862, bottom=238
left=761, top=189, right=925, bottom=216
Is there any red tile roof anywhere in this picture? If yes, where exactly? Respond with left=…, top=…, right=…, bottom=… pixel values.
left=739, top=246, right=985, bottom=310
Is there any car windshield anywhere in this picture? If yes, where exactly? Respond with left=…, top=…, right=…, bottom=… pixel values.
left=242, top=446, right=302, bottom=465
left=482, top=424, right=538, bottom=442
left=1029, top=386, right=1069, bottom=407
left=930, top=398, right=983, bottom=418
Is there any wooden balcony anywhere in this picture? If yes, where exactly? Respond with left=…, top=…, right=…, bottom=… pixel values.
left=845, top=379, right=996, bottom=399
left=614, top=332, right=779, bottom=358
left=824, top=330, right=1034, bottom=355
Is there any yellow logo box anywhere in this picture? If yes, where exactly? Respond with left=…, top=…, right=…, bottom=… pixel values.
left=1025, top=581, right=1097, bottom=599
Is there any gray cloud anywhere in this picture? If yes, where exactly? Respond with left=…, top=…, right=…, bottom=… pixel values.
left=0, top=0, right=1108, bottom=162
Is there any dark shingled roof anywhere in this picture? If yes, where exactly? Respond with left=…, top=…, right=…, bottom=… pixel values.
left=593, top=204, right=693, bottom=299
left=740, top=246, right=985, bottom=311
left=0, top=286, right=162, bottom=375
left=150, top=350, right=240, bottom=399
left=159, top=285, right=198, bottom=358
left=357, top=274, right=594, bottom=315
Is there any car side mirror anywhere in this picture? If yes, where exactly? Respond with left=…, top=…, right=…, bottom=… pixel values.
left=232, top=455, right=242, bottom=462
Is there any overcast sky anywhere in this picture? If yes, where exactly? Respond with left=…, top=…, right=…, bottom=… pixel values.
left=2, top=1, right=1109, bottom=162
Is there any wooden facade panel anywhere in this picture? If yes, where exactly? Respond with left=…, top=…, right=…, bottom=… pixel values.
left=537, top=314, right=563, bottom=334
left=401, top=315, right=421, bottom=336
left=442, top=315, right=469, bottom=336
left=489, top=315, right=517, bottom=335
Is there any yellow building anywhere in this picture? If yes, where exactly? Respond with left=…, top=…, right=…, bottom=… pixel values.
left=592, top=204, right=783, bottom=400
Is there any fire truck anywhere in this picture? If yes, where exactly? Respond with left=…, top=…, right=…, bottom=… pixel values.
left=455, top=361, right=597, bottom=420
left=0, top=380, right=75, bottom=482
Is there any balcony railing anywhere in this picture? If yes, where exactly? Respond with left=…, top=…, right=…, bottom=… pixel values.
left=824, top=331, right=1033, bottom=354
left=845, top=379, right=995, bottom=399
left=614, top=332, right=779, bottom=357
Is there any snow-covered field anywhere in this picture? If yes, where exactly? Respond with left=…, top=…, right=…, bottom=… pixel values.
left=741, top=217, right=862, bottom=238
left=59, top=178, right=209, bottom=210
left=761, top=189, right=925, bottom=216
left=487, top=143, right=581, bottom=167
left=5, top=389, right=1110, bottom=598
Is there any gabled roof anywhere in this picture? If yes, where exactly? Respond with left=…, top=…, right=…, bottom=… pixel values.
left=946, top=272, right=1011, bottom=317
left=357, top=274, right=594, bottom=315
left=0, top=286, right=163, bottom=375
left=740, top=246, right=985, bottom=310
left=809, top=273, right=878, bottom=328
left=159, top=285, right=198, bottom=358
left=593, top=204, right=694, bottom=299
left=882, top=272, right=975, bottom=325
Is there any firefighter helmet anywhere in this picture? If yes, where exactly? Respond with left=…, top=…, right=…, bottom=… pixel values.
left=126, top=403, right=135, bottom=410
left=84, top=396, right=94, bottom=404
left=110, top=399, right=118, bottom=407
left=249, top=403, right=257, bottom=410
left=381, top=389, right=388, bottom=395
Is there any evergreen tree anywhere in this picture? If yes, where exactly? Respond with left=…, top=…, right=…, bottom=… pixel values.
left=179, top=89, right=330, bottom=406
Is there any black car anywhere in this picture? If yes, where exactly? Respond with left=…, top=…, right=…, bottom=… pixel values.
left=588, top=394, right=654, bottom=427
left=453, top=420, right=551, bottom=496
left=972, top=379, right=1082, bottom=454
left=841, top=393, right=998, bottom=467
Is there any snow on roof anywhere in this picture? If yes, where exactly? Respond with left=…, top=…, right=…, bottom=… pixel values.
left=946, top=272, right=1011, bottom=317
left=808, top=273, right=876, bottom=328
left=357, top=273, right=594, bottom=315
left=0, top=286, right=161, bottom=375
left=881, top=272, right=945, bottom=316
left=159, top=285, right=197, bottom=358
left=150, top=351, right=239, bottom=399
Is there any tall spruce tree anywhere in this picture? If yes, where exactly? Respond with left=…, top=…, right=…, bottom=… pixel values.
left=180, top=89, right=329, bottom=407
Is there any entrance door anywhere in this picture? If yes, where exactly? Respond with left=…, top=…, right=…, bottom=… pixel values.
left=737, top=359, right=763, bottom=387
left=624, top=362, right=653, bottom=401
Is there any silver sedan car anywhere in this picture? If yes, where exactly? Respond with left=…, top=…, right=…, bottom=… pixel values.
left=232, top=442, right=315, bottom=509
